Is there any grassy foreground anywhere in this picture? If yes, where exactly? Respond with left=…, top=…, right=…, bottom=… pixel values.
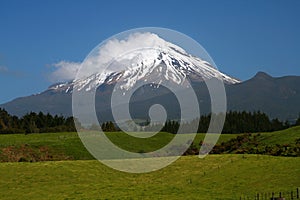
left=0, top=155, right=299, bottom=200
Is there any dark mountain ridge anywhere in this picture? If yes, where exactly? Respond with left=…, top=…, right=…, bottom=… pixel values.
left=1, top=72, right=300, bottom=121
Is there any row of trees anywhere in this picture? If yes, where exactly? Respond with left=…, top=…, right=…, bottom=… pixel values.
left=146, top=111, right=300, bottom=134
left=0, top=108, right=76, bottom=134
left=1, top=108, right=300, bottom=134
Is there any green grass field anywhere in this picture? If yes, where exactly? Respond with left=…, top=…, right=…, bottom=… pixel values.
left=0, top=126, right=300, bottom=161
left=1, top=125, right=299, bottom=161
left=0, top=127, right=299, bottom=199
left=0, top=132, right=239, bottom=161
left=258, top=125, right=300, bottom=145
left=0, top=155, right=299, bottom=200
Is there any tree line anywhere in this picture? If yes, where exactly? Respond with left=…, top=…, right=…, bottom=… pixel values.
left=0, top=108, right=76, bottom=134
left=146, top=111, right=300, bottom=134
left=1, top=108, right=300, bottom=134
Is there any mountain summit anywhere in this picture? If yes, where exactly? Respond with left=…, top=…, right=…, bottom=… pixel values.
left=48, top=33, right=240, bottom=94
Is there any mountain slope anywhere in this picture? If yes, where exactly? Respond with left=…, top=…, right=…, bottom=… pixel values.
left=1, top=72, right=300, bottom=121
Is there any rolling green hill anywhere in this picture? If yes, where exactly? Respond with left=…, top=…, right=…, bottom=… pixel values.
left=0, top=126, right=299, bottom=162
left=257, top=125, right=300, bottom=145
left=0, top=132, right=238, bottom=161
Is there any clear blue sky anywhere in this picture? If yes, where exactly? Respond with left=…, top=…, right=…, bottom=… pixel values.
left=0, top=0, right=299, bottom=104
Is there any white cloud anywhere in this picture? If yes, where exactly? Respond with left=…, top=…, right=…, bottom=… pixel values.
left=49, top=61, right=81, bottom=82
left=49, top=32, right=179, bottom=82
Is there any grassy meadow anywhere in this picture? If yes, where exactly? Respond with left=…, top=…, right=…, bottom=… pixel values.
left=0, top=126, right=299, bottom=199
left=0, top=131, right=239, bottom=161
left=0, top=155, right=299, bottom=200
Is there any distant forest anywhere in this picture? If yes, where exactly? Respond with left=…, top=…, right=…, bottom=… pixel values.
left=146, top=111, right=300, bottom=134
left=0, top=109, right=76, bottom=134
left=0, top=108, right=300, bottom=134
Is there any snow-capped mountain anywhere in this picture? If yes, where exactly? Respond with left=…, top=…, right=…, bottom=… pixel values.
left=4, top=33, right=300, bottom=122
left=48, top=33, right=240, bottom=93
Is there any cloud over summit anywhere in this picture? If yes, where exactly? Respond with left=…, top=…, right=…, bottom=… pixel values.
left=49, top=32, right=186, bottom=83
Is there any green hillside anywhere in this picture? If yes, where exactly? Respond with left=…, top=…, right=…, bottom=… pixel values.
left=257, top=125, right=300, bottom=145
left=0, top=132, right=239, bottom=161
left=0, top=126, right=299, bottom=162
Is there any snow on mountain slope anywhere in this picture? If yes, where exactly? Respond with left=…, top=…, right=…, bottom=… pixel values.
left=48, top=33, right=240, bottom=93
